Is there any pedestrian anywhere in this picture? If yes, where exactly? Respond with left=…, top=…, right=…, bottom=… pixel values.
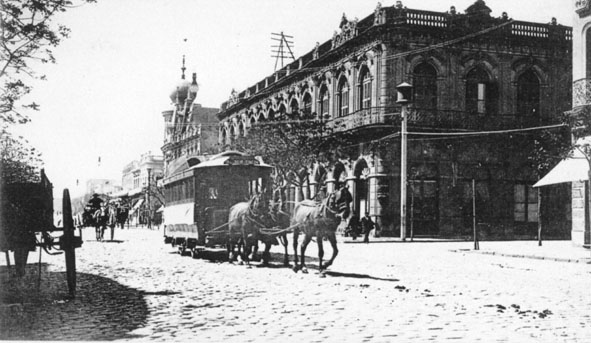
left=339, top=184, right=352, bottom=218
left=361, top=212, right=375, bottom=243
left=94, top=202, right=109, bottom=241
left=345, top=212, right=360, bottom=240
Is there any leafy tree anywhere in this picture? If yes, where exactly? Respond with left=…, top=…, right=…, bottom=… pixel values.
left=1, top=0, right=96, bottom=124
left=232, top=110, right=357, bottom=195
left=0, top=128, right=43, bottom=184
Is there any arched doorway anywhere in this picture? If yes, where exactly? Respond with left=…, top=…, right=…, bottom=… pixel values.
left=354, top=159, right=369, bottom=217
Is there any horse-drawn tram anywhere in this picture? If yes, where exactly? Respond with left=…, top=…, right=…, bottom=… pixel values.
left=162, top=151, right=272, bottom=258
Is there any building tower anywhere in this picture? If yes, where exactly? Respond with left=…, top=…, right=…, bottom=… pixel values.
left=161, top=57, right=219, bottom=179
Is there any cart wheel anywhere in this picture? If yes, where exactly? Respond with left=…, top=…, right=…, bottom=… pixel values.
left=178, top=243, right=186, bottom=256
left=62, top=189, right=76, bottom=297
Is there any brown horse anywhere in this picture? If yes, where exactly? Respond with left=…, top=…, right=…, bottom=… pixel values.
left=227, top=192, right=269, bottom=266
left=290, top=189, right=349, bottom=274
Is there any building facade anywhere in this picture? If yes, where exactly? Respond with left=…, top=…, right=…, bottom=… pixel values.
left=217, top=1, right=573, bottom=238
left=121, top=152, right=164, bottom=193
left=118, top=152, right=164, bottom=226
left=570, top=0, right=591, bottom=246
left=161, top=58, right=219, bottom=180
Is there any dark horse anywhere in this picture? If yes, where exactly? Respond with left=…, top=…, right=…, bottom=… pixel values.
left=291, top=188, right=349, bottom=274
left=258, top=186, right=290, bottom=266
left=227, top=192, right=269, bottom=266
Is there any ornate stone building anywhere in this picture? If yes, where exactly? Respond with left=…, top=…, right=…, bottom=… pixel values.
left=161, top=57, right=219, bottom=179
left=217, top=1, right=572, bottom=238
left=570, top=0, right=591, bottom=246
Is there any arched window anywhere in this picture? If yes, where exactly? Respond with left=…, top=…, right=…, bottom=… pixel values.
left=278, top=104, right=287, bottom=118
left=302, top=92, right=312, bottom=116
left=267, top=109, right=275, bottom=121
left=229, top=125, right=236, bottom=145
left=413, top=63, right=437, bottom=109
left=359, top=68, right=372, bottom=110
left=587, top=29, right=591, bottom=79
left=319, top=85, right=329, bottom=119
left=289, top=98, right=299, bottom=116
left=221, top=128, right=227, bottom=145
left=517, top=70, right=541, bottom=116
left=337, top=77, right=349, bottom=117
left=238, top=121, right=245, bottom=137
left=466, top=67, right=498, bottom=115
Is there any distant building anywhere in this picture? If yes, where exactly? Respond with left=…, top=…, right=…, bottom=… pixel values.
left=85, top=178, right=122, bottom=196
left=121, top=152, right=164, bottom=193
left=161, top=57, right=219, bottom=179
left=119, top=152, right=164, bottom=226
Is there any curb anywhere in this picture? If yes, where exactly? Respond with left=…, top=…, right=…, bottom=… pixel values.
left=452, top=249, right=591, bottom=264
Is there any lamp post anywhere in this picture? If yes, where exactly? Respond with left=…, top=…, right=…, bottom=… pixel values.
left=396, top=82, right=413, bottom=241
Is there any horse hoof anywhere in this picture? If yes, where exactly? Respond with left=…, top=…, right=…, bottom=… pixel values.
left=302, top=268, right=308, bottom=274
left=319, top=272, right=326, bottom=278
left=292, top=266, right=299, bottom=273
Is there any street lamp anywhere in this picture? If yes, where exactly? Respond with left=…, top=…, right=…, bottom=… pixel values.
left=396, top=82, right=413, bottom=241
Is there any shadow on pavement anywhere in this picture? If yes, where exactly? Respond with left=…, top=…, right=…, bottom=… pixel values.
left=0, top=265, right=149, bottom=341
left=323, top=270, right=399, bottom=282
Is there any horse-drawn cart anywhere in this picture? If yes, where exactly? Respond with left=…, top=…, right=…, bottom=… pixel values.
left=0, top=170, right=82, bottom=297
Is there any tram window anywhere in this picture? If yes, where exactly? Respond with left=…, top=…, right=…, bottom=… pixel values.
left=208, top=187, right=218, bottom=200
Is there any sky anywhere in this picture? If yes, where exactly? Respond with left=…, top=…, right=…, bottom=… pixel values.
left=13, top=0, right=573, bottom=194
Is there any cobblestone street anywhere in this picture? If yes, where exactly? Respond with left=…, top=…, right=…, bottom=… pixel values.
left=1, top=227, right=591, bottom=342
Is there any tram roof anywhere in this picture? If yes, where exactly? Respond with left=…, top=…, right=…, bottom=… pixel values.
left=163, top=151, right=271, bottom=185
left=189, top=151, right=272, bottom=170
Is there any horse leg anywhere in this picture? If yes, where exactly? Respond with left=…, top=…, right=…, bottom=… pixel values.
left=279, top=233, right=290, bottom=267
left=242, top=237, right=252, bottom=268
left=292, top=229, right=300, bottom=272
left=322, top=232, right=339, bottom=270
left=251, top=240, right=260, bottom=262
left=317, top=233, right=325, bottom=273
left=262, top=241, right=272, bottom=266
left=300, top=234, right=312, bottom=274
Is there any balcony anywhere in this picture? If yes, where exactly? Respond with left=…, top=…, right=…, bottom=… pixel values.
left=326, top=107, right=397, bottom=133
left=324, top=107, right=556, bottom=135
left=407, top=108, right=553, bottom=131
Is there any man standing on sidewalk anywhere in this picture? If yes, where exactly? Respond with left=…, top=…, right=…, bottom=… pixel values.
left=361, top=212, right=375, bottom=243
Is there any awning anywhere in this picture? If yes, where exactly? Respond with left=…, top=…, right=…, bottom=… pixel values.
left=127, top=187, right=144, bottom=197
left=129, top=199, right=145, bottom=214
left=534, top=151, right=589, bottom=187
left=110, top=189, right=129, bottom=198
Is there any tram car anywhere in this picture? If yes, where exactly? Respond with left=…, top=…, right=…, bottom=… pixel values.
left=163, top=151, right=272, bottom=257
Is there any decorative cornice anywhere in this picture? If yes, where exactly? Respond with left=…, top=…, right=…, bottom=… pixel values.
left=576, top=0, right=591, bottom=18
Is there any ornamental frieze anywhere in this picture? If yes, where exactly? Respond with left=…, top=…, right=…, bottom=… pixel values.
left=576, top=0, right=591, bottom=18
left=573, top=78, right=591, bottom=107
left=332, top=14, right=359, bottom=49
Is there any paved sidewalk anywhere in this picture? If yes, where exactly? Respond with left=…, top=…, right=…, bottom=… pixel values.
left=346, top=236, right=591, bottom=263
left=2, top=228, right=591, bottom=342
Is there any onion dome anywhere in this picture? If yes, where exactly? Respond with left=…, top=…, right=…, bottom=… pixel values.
left=169, top=55, right=191, bottom=103
left=169, top=79, right=191, bottom=103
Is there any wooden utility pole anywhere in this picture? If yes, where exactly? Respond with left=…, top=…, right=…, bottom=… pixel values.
left=473, top=179, right=479, bottom=250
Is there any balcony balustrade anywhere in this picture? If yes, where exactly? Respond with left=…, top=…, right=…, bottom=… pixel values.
left=324, top=107, right=554, bottom=134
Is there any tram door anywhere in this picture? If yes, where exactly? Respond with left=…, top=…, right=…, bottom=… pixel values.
left=408, top=179, right=439, bottom=236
